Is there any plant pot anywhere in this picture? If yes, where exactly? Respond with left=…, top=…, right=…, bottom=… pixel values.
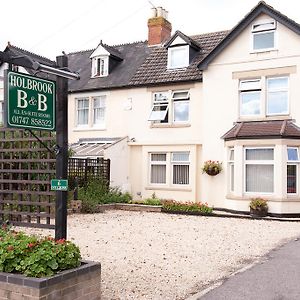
left=250, top=207, right=268, bottom=218
left=205, top=168, right=220, bottom=176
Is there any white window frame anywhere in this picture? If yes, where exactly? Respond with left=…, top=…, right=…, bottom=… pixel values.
left=287, top=147, right=299, bottom=195
left=228, top=148, right=235, bottom=193
left=244, top=147, right=274, bottom=195
left=171, top=152, right=190, bottom=185
left=251, top=19, right=276, bottom=52
left=149, top=151, right=191, bottom=187
left=167, top=45, right=189, bottom=69
left=92, top=56, right=108, bottom=78
left=92, top=96, right=106, bottom=127
left=76, top=97, right=89, bottom=127
left=149, top=153, right=167, bottom=185
left=149, top=90, right=190, bottom=124
left=266, top=76, right=289, bottom=116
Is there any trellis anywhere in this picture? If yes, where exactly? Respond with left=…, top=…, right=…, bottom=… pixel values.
left=0, top=128, right=56, bottom=229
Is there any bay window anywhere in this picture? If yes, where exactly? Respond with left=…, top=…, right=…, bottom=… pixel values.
left=228, top=148, right=234, bottom=192
left=245, top=148, right=274, bottom=193
left=287, top=147, right=299, bottom=194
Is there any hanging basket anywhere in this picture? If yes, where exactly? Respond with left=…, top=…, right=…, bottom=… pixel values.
left=205, top=168, right=220, bottom=176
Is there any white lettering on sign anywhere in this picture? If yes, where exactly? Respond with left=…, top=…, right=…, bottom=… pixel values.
left=16, top=90, right=48, bottom=112
left=10, top=75, right=53, bottom=94
left=37, top=94, right=47, bottom=111
left=17, top=90, right=28, bottom=109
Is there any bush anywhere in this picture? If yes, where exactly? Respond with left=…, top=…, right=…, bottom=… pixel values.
left=78, top=179, right=132, bottom=213
left=0, top=225, right=81, bottom=278
left=143, top=193, right=162, bottom=206
left=249, top=198, right=268, bottom=211
left=162, top=200, right=213, bottom=214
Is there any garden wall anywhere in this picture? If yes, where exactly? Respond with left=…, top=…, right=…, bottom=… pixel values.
left=0, top=260, right=101, bottom=300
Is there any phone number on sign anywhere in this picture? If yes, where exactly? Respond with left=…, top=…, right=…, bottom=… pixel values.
left=11, top=116, right=52, bottom=127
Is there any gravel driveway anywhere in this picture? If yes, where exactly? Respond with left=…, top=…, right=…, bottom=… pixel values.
left=20, top=210, right=300, bottom=300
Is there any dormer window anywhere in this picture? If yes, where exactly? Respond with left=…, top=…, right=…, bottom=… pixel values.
left=168, top=45, right=189, bottom=69
left=92, top=56, right=108, bottom=78
left=252, top=19, right=276, bottom=51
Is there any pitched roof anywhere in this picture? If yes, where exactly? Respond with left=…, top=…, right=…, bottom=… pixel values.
left=222, top=120, right=300, bottom=140
left=198, top=1, right=300, bottom=70
left=164, top=30, right=201, bottom=50
left=0, top=44, right=56, bottom=73
left=129, top=30, right=228, bottom=86
left=68, top=41, right=152, bottom=92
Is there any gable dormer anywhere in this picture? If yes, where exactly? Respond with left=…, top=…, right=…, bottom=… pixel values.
left=165, top=31, right=201, bottom=69
left=90, top=41, right=123, bottom=78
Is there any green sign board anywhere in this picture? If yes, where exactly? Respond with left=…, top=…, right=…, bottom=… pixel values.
left=5, top=71, right=56, bottom=131
left=51, top=179, right=68, bottom=191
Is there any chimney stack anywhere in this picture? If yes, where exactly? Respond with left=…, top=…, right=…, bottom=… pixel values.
left=147, top=7, right=172, bottom=46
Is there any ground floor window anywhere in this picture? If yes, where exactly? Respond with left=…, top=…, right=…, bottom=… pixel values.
left=228, top=148, right=234, bottom=192
left=245, top=148, right=274, bottom=193
left=150, top=151, right=190, bottom=186
left=287, top=147, right=299, bottom=194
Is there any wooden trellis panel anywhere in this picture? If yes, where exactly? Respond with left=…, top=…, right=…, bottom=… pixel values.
left=0, top=128, right=56, bottom=229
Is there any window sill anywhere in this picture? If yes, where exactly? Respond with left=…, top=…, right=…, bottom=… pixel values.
left=73, top=127, right=106, bottom=132
left=145, top=186, right=192, bottom=192
left=250, top=48, right=278, bottom=54
left=237, top=115, right=290, bottom=122
left=225, top=194, right=300, bottom=202
left=150, top=123, right=191, bottom=129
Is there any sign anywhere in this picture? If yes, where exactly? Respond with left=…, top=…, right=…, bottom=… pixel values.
left=51, top=179, right=68, bottom=191
left=5, top=71, right=56, bottom=131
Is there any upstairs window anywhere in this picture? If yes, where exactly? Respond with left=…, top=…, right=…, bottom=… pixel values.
left=267, top=77, right=288, bottom=115
left=92, top=56, right=108, bottom=77
left=93, top=96, right=106, bottom=126
left=252, top=20, right=276, bottom=51
left=149, top=90, right=190, bottom=124
left=76, top=98, right=89, bottom=126
left=239, top=79, right=261, bottom=116
left=168, top=45, right=189, bottom=69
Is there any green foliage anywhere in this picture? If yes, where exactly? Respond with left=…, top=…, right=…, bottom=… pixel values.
left=143, top=193, right=162, bottom=206
left=202, top=160, right=222, bottom=175
left=78, top=179, right=132, bottom=213
left=249, top=198, right=268, bottom=211
left=0, top=225, right=81, bottom=278
left=162, top=200, right=213, bottom=214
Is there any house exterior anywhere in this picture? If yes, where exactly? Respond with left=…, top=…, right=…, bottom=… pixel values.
left=68, top=1, right=300, bottom=215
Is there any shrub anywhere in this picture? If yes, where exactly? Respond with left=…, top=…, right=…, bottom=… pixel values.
left=143, top=193, right=162, bottom=206
left=162, top=200, right=213, bottom=214
left=202, top=160, right=222, bottom=175
left=0, top=225, right=81, bottom=278
left=78, top=179, right=132, bottom=213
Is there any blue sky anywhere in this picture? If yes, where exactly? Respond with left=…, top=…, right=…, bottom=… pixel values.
left=1, top=0, right=300, bottom=59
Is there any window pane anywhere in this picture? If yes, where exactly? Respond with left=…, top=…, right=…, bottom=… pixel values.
left=287, top=165, right=297, bottom=194
left=172, top=91, right=189, bottom=99
left=78, top=99, right=89, bottom=109
left=174, top=101, right=189, bottom=122
left=229, top=149, right=234, bottom=161
left=154, top=92, right=168, bottom=102
left=253, top=32, right=274, bottom=50
left=239, top=80, right=261, bottom=91
left=253, top=21, right=275, bottom=32
left=172, top=152, right=189, bottom=162
left=173, top=165, right=189, bottom=184
left=77, top=99, right=89, bottom=125
left=268, top=77, right=288, bottom=90
left=170, top=47, right=187, bottom=68
left=151, top=154, right=166, bottom=162
left=151, top=165, right=166, bottom=184
left=230, top=163, right=234, bottom=191
left=287, top=148, right=299, bottom=161
left=148, top=104, right=169, bottom=121
left=93, top=97, right=105, bottom=125
left=267, top=91, right=288, bottom=115
left=246, top=164, right=274, bottom=193
left=240, top=92, right=261, bottom=115
left=246, top=148, right=274, bottom=160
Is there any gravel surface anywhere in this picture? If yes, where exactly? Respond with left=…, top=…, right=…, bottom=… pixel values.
left=19, top=211, right=300, bottom=300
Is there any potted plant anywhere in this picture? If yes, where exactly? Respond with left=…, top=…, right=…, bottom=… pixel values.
left=202, top=160, right=222, bottom=176
left=249, top=198, right=268, bottom=217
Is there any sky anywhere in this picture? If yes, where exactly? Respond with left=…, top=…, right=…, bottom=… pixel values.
left=1, top=0, right=300, bottom=60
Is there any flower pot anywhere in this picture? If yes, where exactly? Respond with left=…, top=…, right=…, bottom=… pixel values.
left=205, top=168, right=220, bottom=176
left=250, top=207, right=268, bottom=218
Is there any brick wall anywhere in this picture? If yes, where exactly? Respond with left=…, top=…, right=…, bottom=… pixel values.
left=0, top=261, right=101, bottom=300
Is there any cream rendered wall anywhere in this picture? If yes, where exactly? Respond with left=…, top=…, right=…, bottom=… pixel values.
left=68, top=82, right=203, bottom=202
left=201, top=12, right=300, bottom=212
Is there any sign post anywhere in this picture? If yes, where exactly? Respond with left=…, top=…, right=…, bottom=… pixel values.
left=5, top=71, right=55, bottom=131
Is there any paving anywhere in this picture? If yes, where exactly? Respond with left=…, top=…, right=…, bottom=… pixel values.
left=194, top=238, right=300, bottom=300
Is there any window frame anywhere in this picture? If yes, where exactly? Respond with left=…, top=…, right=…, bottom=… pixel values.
left=172, top=91, right=190, bottom=123
left=251, top=19, right=277, bottom=52
left=76, top=97, right=90, bottom=127
left=92, top=56, right=108, bottom=78
left=92, top=96, right=106, bottom=127
left=287, top=147, right=299, bottom=195
left=244, top=147, right=274, bottom=195
left=167, top=45, right=189, bottom=69
left=171, top=152, right=190, bottom=185
left=228, top=148, right=235, bottom=193
left=149, top=153, right=167, bottom=185
left=266, top=76, right=289, bottom=116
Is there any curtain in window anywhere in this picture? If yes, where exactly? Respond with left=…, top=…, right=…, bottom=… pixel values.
left=246, top=164, right=274, bottom=193
left=93, top=96, right=106, bottom=125
left=151, top=165, right=166, bottom=184
left=173, top=165, right=189, bottom=184
left=77, top=99, right=89, bottom=125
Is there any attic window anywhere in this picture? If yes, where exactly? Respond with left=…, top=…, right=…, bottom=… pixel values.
left=252, top=20, right=276, bottom=51
left=168, top=45, right=189, bottom=69
left=92, top=56, right=108, bottom=77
